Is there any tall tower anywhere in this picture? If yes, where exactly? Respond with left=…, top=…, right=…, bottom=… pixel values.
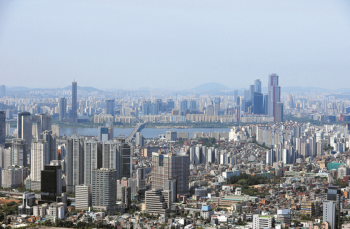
left=92, top=168, right=117, bottom=212
left=72, top=81, right=77, bottom=123
left=105, top=99, right=115, bottom=116
left=268, top=73, right=281, bottom=120
left=59, top=98, right=67, bottom=121
left=0, top=111, right=5, bottom=145
left=255, top=79, right=262, bottom=93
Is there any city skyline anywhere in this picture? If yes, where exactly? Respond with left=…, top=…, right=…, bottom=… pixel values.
left=1, top=0, right=350, bottom=89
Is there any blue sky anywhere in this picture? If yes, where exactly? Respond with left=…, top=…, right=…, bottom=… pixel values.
left=0, top=0, right=350, bottom=90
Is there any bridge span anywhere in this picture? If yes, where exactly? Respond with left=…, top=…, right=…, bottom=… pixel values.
left=126, top=122, right=145, bottom=142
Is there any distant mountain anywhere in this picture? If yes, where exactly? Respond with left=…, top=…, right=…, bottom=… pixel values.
left=192, top=82, right=230, bottom=93
left=62, top=86, right=102, bottom=92
left=7, top=86, right=33, bottom=91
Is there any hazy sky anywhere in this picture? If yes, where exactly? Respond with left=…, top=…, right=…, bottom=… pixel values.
left=0, top=0, right=350, bottom=90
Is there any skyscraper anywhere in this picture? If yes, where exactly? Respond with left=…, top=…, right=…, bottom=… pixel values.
left=66, top=135, right=84, bottom=193
left=268, top=73, right=281, bottom=120
left=249, top=85, right=255, bottom=102
left=84, top=140, right=102, bottom=185
left=72, top=81, right=77, bottom=123
left=151, top=152, right=190, bottom=195
left=189, top=100, right=196, bottom=111
left=275, top=102, right=284, bottom=123
left=41, top=161, right=62, bottom=202
left=255, top=79, right=261, bottom=93
left=214, top=97, right=220, bottom=115
left=121, top=143, right=131, bottom=178
left=180, top=100, right=188, bottom=114
left=17, top=112, right=32, bottom=146
left=92, top=168, right=117, bottom=212
left=0, top=111, right=5, bottom=145
left=30, top=140, right=49, bottom=182
left=58, top=98, right=67, bottom=121
left=105, top=99, right=115, bottom=116
left=11, top=138, right=28, bottom=167
left=253, top=92, right=263, bottom=114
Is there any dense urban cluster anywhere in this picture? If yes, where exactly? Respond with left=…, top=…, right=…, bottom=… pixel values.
left=1, top=75, right=350, bottom=229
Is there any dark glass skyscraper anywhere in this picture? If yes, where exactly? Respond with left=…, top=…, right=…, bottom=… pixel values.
left=59, top=97, right=67, bottom=121
left=253, top=92, right=263, bottom=114
left=105, top=99, right=115, bottom=116
left=72, top=81, right=78, bottom=123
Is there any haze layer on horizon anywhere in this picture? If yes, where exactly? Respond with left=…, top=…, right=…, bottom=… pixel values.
left=0, top=0, right=350, bottom=90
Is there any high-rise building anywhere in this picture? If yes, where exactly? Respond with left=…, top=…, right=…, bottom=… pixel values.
left=120, top=143, right=132, bottom=178
left=253, top=92, right=263, bottom=114
left=254, top=79, right=261, bottom=93
left=72, top=81, right=77, bottom=123
left=164, top=179, right=177, bottom=203
left=17, top=112, right=32, bottom=147
left=151, top=103, right=159, bottom=115
left=105, top=99, right=115, bottom=116
left=58, top=98, right=67, bottom=121
left=151, top=152, right=190, bottom=195
left=66, top=135, right=84, bottom=193
left=11, top=138, right=28, bottom=167
left=30, top=140, right=49, bottom=183
left=275, top=102, right=284, bottom=123
left=92, top=168, right=117, bottom=212
left=268, top=73, right=281, bottom=120
left=0, top=147, right=11, bottom=169
left=84, top=140, right=102, bottom=185
left=263, top=94, right=269, bottom=115
left=166, top=99, right=175, bottom=111
left=189, top=100, right=196, bottom=111
left=32, top=114, right=51, bottom=140
left=323, top=201, right=336, bottom=229
left=214, top=97, right=220, bottom=116
left=1, top=165, right=29, bottom=188
left=180, top=100, right=188, bottom=114
left=0, top=85, right=5, bottom=97
left=42, top=130, right=57, bottom=162
left=206, top=105, right=214, bottom=116
left=101, top=140, right=120, bottom=172
left=249, top=85, right=255, bottom=103
left=142, top=101, right=150, bottom=115
left=41, top=160, right=62, bottom=202
left=0, top=111, right=5, bottom=145
left=75, top=184, right=91, bottom=210
left=145, top=189, right=170, bottom=215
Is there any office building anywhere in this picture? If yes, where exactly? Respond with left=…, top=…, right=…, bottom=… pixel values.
left=166, top=99, right=175, bottom=110
left=263, top=94, right=269, bottom=115
left=214, top=97, right=220, bottom=115
left=250, top=85, right=255, bottom=103
left=189, top=100, right=196, bottom=111
left=92, top=168, right=117, bottom=212
left=0, top=111, right=5, bottom=146
left=166, top=131, right=177, bottom=141
left=58, top=97, right=67, bottom=121
left=180, top=100, right=188, bottom=114
left=98, top=126, right=113, bottom=141
left=253, top=215, right=274, bottom=229
left=275, top=102, right=284, bottom=122
left=323, top=201, right=336, bottom=229
left=11, top=138, right=28, bottom=167
left=145, top=189, right=170, bottom=215
left=66, top=135, right=84, bottom=193
left=255, top=79, right=261, bottom=93
left=253, top=92, right=263, bottom=114
left=105, top=99, right=115, bottom=116
left=268, top=73, right=281, bottom=120
left=135, top=132, right=144, bottom=146
left=164, top=179, right=177, bottom=203
left=17, top=112, right=32, bottom=147
left=41, top=161, right=62, bottom=202
left=18, top=192, right=36, bottom=215
left=72, top=81, right=77, bottom=123
left=142, top=101, right=150, bottom=115
left=151, top=103, right=159, bottom=115
left=0, top=85, right=5, bottom=97
left=151, top=152, right=190, bottom=195
left=32, top=114, right=52, bottom=140
left=75, top=184, right=91, bottom=210
left=120, top=143, right=132, bottom=178
left=42, top=130, right=57, bottom=161
left=122, top=186, right=131, bottom=208
left=84, top=140, right=102, bottom=185
left=206, top=105, right=214, bottom=116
